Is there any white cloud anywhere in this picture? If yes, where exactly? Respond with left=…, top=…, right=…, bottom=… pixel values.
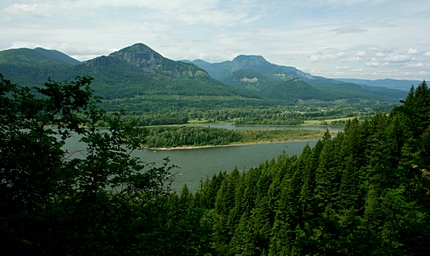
left=333, top=25, right=368, bottom=34
left=348, top=56, right=361, bottom=61
left=335, top=65, right=349, bottom=69
left=1, top=0, right=429, bottom=79
left=407, top=48, right=418, bottom=55
left=3, top=3, right=55, bottom=18
left=409, top=63, right=423, bottom=67
left=383, top=55, right=413, bottom=63
left=356, top=51, right=367, bottom=57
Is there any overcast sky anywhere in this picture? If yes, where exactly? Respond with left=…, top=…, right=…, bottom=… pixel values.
left=1, top=0, right=429, bottom=80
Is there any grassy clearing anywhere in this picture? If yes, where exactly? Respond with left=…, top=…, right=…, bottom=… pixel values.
left=238, top=129, right=339, bottom=144
left=301, top=117, right=356, bottom=127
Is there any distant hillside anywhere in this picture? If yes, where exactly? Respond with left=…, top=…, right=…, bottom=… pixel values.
left=186, top=55, right=320, bottom=82
left=262, top=78, right=330, bottom=101
left=0, top=44, right=256, bottom=100
left=0, top=43, right=408, bottom=104
left=220, top=69, right=278, bottom=91
left=0, top=47, right=81, bottom=66
left=188, top=56, right=407, bottom=102
left=336, top=78, right=421, bottom=91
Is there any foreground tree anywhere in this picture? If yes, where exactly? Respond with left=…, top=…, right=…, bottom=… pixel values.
left=0, top=74, right=174, bottom=255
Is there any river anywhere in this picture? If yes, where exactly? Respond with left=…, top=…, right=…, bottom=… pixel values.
left=134, top=140, right=318, bottom=192
left=64, top=124, right=342, bottom=192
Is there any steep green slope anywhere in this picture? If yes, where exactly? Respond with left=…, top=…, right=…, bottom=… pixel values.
left=262, top=77, right=330, bottom=101
left=189, top=55, right=317, bottom=82
left=0, top=47, right=81, bottom=66
left=168, top=81, right=430, bottom=255
left=0, top=44, right=257, bottom=100
left=220, top=69, right=278, bottom=91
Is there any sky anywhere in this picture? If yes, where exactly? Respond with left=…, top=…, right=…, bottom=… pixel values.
left=1, top=0, right=429, bottom=80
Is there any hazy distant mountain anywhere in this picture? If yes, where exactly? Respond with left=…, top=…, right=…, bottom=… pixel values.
left=186, top=55, right=407, bottom=101
left=185, top=55, right=322, bottom=82
left=336, top=78, right=421, bottom=91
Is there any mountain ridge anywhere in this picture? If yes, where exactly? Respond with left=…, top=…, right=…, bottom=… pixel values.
left=0, top=43, right=255, bottom=100
left=0, top=43, right=408, bottom=102
left=0, top=47, right=81, bottom=66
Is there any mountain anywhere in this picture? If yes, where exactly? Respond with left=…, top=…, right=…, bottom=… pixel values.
left=262, top=77, right=330, bottom=101
left=187, top=55, right=407, bottom=101
left=0, top=43, right=408, bottom=104
left=186, top=55, right=321, bottom=82
left=0, top=47, right=81, bottom=66
left=219, top=69, right=278, bottom=91
left=0, top=43, right=256, bottom=99
left=336, top=78, right=421, bottom=91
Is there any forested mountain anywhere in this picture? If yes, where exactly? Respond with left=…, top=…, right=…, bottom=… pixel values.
left=0, top=43, right=256, bottom=100
left=0, top=47, right=81, bottom=66
left=0, top=44, right=408, bottom=104
left=163, top=81, right=430, bottom=255
left=219, top=69, right=278, bottom=91
left=261, top=77, right=330, bottom=101
left=185, top=55, right=318, bottom=82
left=187, top=56, right=407, bottom=102
left=0, top=43, right=407, bottom=118
left=338, top=78, right=421, bottom=91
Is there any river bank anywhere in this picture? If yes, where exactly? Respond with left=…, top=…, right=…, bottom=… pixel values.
left=145, top=129, right=339, bottom=151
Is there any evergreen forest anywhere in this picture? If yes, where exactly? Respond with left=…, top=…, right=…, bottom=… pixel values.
left=1, top=74, right=429, bottom=255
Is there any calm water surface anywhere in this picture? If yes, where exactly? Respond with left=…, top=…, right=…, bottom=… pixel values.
left=63, top=124, right=342, bottom=192
left=134, top=141, right=317, bottom=192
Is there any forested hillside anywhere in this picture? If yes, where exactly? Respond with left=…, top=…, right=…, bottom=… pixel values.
left=1, top=71, right=428, bottom=255
left=0, top=44, right=255, bottom=100
left=165, top=81, right=430, bottom=255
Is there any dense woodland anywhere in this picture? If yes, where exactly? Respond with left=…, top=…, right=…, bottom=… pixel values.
left=142, top=126, right=324, bottom=148
left=0, top=44, right=406, bottom=128
left=1, top=74, right=429, bottom=255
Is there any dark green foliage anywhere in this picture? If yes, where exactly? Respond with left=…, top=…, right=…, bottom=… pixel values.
left=140, top=125, right=324, bottom=148
left=220, top=68, right=278, bottom=91
left=0, top=45, right=406, bottom=123
left=0, top=47, right=81, bottom=65
left=166, top=81, right=429, bottom=255
left=262, top=77, right=331, bottom=101
left=2, top=71, right=428, bottom=254
left=0, top=74, right=180, bottom=255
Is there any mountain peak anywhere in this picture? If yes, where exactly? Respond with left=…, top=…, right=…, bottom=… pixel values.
left=113, top=43, right=158, bottom=55
left=109, top=43, right=163, bottom=70
left=233, top=55, right=268, bottom=65
left=0, top=47, right=81, bottom=66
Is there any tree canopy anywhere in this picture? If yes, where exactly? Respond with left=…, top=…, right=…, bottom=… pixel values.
left=1, top=73, right=429, bottom=255
left=0, top=74, right=175, bottom=254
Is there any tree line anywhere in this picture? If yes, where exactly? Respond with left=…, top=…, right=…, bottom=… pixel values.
left=141, top=126, right=324, bottom=148
left=1, top=74, right=428, bottom=255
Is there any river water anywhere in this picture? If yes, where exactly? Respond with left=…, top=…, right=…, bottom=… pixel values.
left=135, top=140, right=318, bottom=192
left=63, top=124, right=342, bottom=192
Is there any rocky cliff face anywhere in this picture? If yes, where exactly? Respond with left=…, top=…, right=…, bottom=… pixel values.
left=114, top=51, right=163, bottom=71
left=85, top=56, right=120, bottom=68
left=85, top=43, right=210, bottom=78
